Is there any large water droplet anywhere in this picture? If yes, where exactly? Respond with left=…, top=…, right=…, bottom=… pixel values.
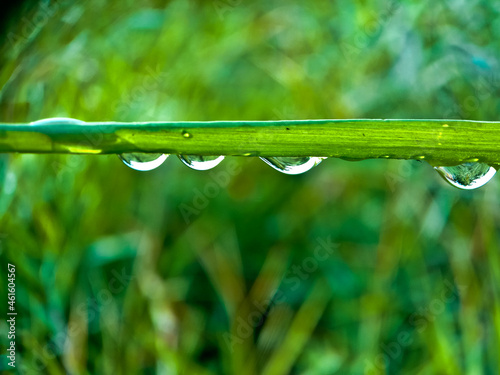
left=178, top=155, right=224, bottom=170
left=260, top=157, right=325, bottom=175
left=434, top=162, right=496, bottom=190
left=30, top=117, right=85, bottom=125
left=119, top=153, right=168, bottom=171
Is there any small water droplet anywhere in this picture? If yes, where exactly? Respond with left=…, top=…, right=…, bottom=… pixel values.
left=434, top=162, right=496, bottom=190
left=30, top=117, right=85, bottom=125
left=182, top=130, right=192, bottom=138
left=178, top=155, right=224, bottom=170
left=119, top=153, right=168, bottom=171
left=260, top=157, right=324, bottom=175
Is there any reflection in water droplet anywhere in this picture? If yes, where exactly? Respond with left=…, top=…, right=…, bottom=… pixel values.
left=434, top=162, right=496, bottom=190
left=260, top=157, right=325, bottom=175
left=119, top=153, right=168, bottom=171
left=178, top=155, right=224, bottom=170
left=30, top=117, right=85, bottom=125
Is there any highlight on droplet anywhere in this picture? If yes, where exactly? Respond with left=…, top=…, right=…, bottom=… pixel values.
left=119, top=153, right=168, bottom=171
left=30, top=117, right=85, bottom=125
left=260, top=157, right=325, bottom=175
left=178, top=155, right=224, bottom=170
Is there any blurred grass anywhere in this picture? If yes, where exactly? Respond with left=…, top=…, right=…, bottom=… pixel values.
left=1, top=0, right=500, bottom=374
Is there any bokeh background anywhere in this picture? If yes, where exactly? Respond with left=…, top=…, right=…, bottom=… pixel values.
left=1, top=0, right=500, bottom=374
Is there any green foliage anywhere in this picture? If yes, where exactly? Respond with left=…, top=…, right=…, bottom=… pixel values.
left=1, top=0, right=500, bottom=374
left=1, top=119, right=500, bottom=166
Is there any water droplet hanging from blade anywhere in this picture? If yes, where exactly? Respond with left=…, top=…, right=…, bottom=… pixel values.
left=434, top=162, right=496, bottom=190
left=178, top=155, right=224, bottom=170
left=260, top=157, right=325, bottom=175
left=30, top=117, right=85, bottom=125
left=119, top=153, right=168, bottom=171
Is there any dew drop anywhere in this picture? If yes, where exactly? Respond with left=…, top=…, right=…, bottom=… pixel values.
left=119, top=153, right=168, bottom=171
left=434, top=162, right=496, bottom=190
left=182, top=130, right=192, bottom=138
left=260, top=157, right=325, bottom=175
left=178, top=155, right=224, bottom=170
left=30, top=117, right=85, bottom=125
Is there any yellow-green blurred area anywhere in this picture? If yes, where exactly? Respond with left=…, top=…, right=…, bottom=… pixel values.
left=1, top=0, right=500, bottom=374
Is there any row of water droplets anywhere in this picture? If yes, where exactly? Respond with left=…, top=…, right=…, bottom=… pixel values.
left=122, top=153, right=496, bottom=190
left=120, top=153, right=226, bottom=172
left=121, top=153, right=325, bottom=175
left=30, top=118, right=497, bottom=190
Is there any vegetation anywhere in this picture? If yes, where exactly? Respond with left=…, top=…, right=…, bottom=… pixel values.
left=1, top=119, right=500, bottom=166
left=1, top=0, right=500, bottom=374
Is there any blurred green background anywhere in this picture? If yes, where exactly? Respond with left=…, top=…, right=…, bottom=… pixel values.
left=1, top=0, right=500, bottom=374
